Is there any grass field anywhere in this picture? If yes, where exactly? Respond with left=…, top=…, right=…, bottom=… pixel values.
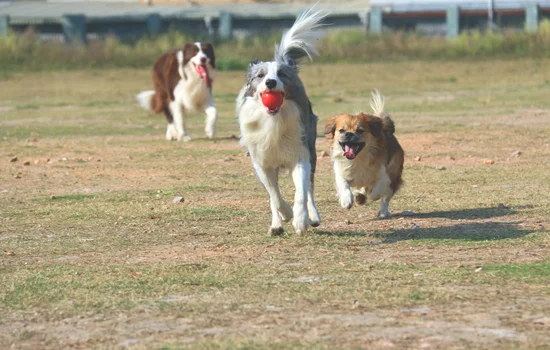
left=1, top=59, right=550, bottom=349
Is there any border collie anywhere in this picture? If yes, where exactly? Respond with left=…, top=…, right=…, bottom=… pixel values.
left=137, top=42, right=217, bottom=141
left=236, top=7, right=327, bottom=235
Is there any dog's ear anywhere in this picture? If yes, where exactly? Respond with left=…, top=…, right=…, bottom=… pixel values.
left=182, top=43, right=197, bottom=67
left=246, top=59, right=260, bottom=82
left=202, top=42, right=215, bottom=68
left=382, top=116, right=395, bottom=134
left=367, top=116, right=383, bottom=138
left=287, top=59, right=296, bottom=68
left=324, top=116, right=337, bottom=140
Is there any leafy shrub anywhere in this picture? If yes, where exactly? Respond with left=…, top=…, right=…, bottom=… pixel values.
left=1, top=23, right=550, bottom=73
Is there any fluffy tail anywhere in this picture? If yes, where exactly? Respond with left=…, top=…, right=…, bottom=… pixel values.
left=274, top=6, right=328, bottom=64
left=370, top=90, right=395, bottom=134
left=370, top=89, right=387, bottom=117
left=136, top=90, right=155, bottom=111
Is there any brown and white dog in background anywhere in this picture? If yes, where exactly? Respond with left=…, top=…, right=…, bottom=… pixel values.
left=137, top=42, right=217, bottom=141
left=325, top=91, right=404, bottom=217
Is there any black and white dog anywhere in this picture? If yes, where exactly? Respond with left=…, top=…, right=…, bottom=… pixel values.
left=236, top=8, right=327, bottom=235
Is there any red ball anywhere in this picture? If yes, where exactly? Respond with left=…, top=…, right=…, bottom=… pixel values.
left=261, top=91, right=284, bottom=110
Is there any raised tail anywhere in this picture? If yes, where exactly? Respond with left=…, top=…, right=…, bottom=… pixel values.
left=370, top=89, right=388, bottom=117
left=136, top=90, right=155, bottom=111
left=370, top=90, right=395, bottom=134
left=274, top=6, right=328, bottom=65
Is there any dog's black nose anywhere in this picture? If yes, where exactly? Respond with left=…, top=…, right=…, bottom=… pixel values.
left=265, top=79, right=277, bottom=89
left=200, top=57, right=207, bottom=64
left=345, top=132, right=355, bottom=139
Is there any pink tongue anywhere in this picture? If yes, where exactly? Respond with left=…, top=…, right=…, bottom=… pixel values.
left=344, top=145, right=356, bottom=159
left=197, top=65, right=211, bottom=87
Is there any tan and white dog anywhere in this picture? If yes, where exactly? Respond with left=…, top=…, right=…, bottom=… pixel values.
left=325, top=91, right=404, bottom=217
left=137, top=42, right=217, bottom=141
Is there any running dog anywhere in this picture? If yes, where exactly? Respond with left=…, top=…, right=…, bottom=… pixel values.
left=236, top=7, right=327, bottom=235
left=137, top=42, right=217, bottom=141
left=325, top=91, right=404, bottom=217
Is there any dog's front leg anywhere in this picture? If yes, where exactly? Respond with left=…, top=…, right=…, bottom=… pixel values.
left=253, top=163, right=293, bottom=236
left=204, top=99, right=217, bottom=139
left=334, top=161, right=353, bottom=209
left=170, top=101, right=191, bottom=142
left=291, top=159, right=310, bottom=235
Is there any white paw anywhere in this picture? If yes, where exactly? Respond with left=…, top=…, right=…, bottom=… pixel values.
left=166, top=124, right=177, bottom=140
left=339, top=190, right=354, bottom=209
left=377, top=202, right=391, bottom=218
left=205, top=128, right=215, bottom=139
left=279, top=201, right=293, bottom=222
left=292, top=210, right=309, bottom=235
left=308, top=206, right=321, bottom=227
left=177, top=134, right=192, bottom=142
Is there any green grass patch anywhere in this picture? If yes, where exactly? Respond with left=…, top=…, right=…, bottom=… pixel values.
left=482, top=263, right=550, bottom=283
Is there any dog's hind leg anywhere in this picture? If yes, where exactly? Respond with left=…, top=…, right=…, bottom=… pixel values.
left=162, top=105, right=178, bottom=141
left=354, top=188, right=368, bottom=205
left=377, top=192, right=393, bottom=218
left=291, top=159, right=310, bottom=235
left=204, top=101, right=218, bottom=139
left=253, top=164, right=292, bottom=236
left=307, top=173, right=321, bottom=227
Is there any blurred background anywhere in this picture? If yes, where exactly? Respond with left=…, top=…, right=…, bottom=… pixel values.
left=1, top=0, right=550, bottom=72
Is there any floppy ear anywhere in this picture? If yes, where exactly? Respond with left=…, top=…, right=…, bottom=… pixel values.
left=246, top=59, right=260, bottom=82
left=367, top=116, right=383, bottom=138
left=324, top=116, right=337, bottom=140
left=182, top=43, right=196, bottom=67
left=202, top=42, right=216, bottom=68
left=287, top=58, right=297, bottom=69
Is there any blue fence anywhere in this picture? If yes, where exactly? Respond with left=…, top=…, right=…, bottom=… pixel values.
left=0, top=1, right=549, bottom=44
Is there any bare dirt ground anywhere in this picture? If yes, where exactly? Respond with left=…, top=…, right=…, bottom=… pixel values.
left=1, top=60, right=550, bottom=349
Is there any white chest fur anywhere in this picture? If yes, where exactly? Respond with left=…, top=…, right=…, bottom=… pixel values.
left=333, top=156, right=391, bottom=201
left=173, top=63, right=213, bottom=113
left=239, top=99, right=308, bottom=168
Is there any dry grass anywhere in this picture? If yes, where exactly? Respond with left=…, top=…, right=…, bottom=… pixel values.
left=1, top=59, right=550, bottom=349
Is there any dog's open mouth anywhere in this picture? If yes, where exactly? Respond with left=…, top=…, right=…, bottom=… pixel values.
left=193, top=63, right=211, bottom=87
left=339, top=142, right=365, bottom=160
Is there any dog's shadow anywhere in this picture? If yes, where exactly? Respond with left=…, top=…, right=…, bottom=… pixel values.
left=377, top=221, right=532, bottom=243
left=402, top=206, right=523, bottom=220
left=316, top=207, right=535, bottom=242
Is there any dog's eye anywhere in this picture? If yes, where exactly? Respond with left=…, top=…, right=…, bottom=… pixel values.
left=257, top=73, right=265, bottom=78
left=357, top=129, right=364, bottom=134
left=338, top=129, right=345, bottom=134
